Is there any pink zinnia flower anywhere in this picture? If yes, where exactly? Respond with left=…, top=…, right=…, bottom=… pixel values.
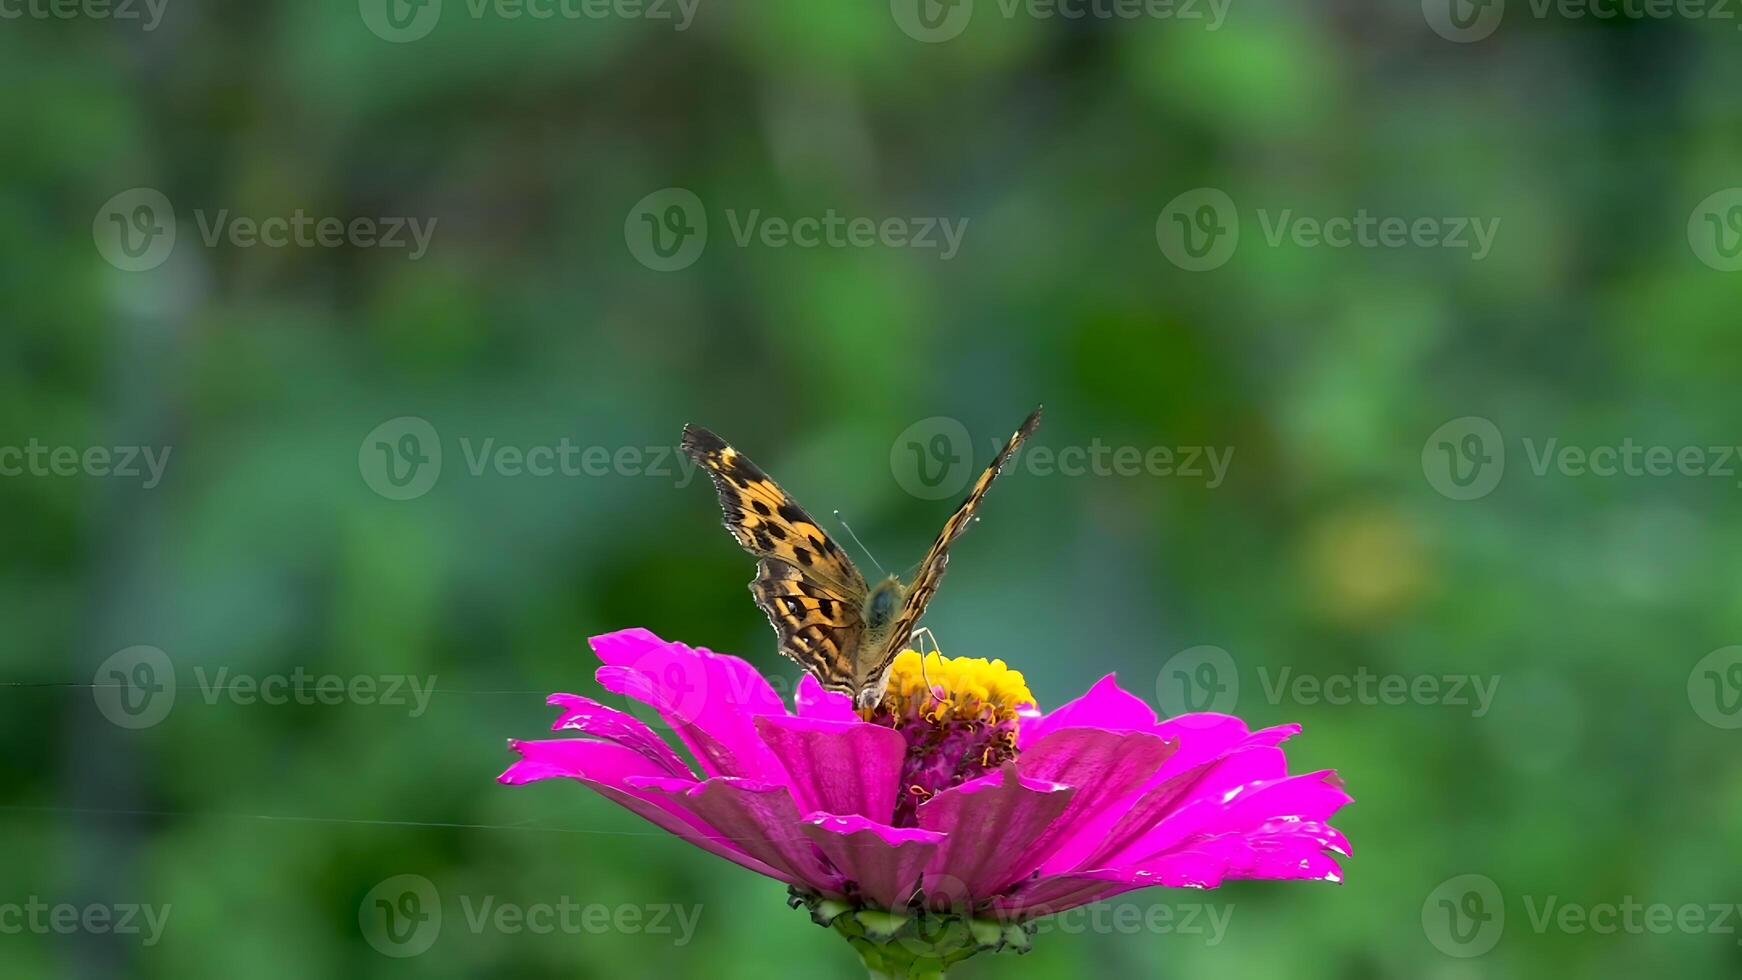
left=500, top=629, right=1352, bottom=976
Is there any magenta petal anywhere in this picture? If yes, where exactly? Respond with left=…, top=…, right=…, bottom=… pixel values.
left=1111, top=762, right=1351, bottom=887
left=801, top=815, right=943, bottom=911
left=916, top=763, right=1077, bottom=904
left=1218, top=770, right=1353, bottom=828
left=755, top=716, right=906, bottom=823
left=546, top=693, right=690, bottom=777
left=591, top=629, right=788, bottom=782
left=1134, top=848, right=1234, bottom=888
left=498, top=737, right=672, bottom=787
left=1016, top=729, right=1177, bottom=878
left=1150, top=714, right=1255, bottom=771
left=1063, top=757, right=1224, bottom=872
left=498, top=740, right=788, bottom=881
left=630, top=776, right=843, bottom=893
left=990, top=869, right=1148, bottom=917
left=794, top=675, right=858, bottom=723
left=998, top=850, right=1235, bottom=917
left=1021, top=674, right=1158, bottom=747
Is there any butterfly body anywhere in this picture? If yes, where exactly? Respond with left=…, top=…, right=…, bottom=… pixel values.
left=682, top=409, right=1041, bottom=709
left=863, top=577, right=903, bottom=633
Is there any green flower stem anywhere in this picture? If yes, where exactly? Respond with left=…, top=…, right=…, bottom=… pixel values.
left=789, top=890, right=1034, bottom=980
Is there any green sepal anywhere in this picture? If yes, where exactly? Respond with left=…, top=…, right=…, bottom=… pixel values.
left=789, top=888, right=1037, bottom=980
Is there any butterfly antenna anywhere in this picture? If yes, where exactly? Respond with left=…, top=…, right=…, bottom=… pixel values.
left=833, top=510, right=889, bottom=578
left=911, top=627, right=944, bottom=701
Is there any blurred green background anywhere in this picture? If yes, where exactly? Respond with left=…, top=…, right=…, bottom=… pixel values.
left=5, top=0, right=1742, bottom=977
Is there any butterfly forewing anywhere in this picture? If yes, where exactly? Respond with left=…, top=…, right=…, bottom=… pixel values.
left=682, top=409, right=1041, bottom=708
left=681, top=425, right=869, bottom=691
left=864, top=407, right=1043, bottom=691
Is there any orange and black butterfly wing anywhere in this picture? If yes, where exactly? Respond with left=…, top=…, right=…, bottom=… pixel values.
left=681, top=425, right=869, bottom=692
left=864, top=407, right=1042, bottom=688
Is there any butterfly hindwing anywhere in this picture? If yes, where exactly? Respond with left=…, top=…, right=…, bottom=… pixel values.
left=681, top=425, right=869, bottom=690
left=869, top=407, right=1043, bottom=684
left=750, top=557, right=862, bottom=695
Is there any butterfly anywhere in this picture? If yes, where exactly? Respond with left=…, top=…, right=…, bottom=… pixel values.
left=681, top=408, right=1042, bottom=710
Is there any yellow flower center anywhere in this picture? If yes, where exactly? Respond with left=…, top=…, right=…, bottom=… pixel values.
left=875, top=649, right=1035, bottom=726
left=864, top=649, right=1037, bottom=826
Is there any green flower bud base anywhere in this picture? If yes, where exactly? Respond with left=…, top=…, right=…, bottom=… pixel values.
left=789, top=889, right=1035, bottom=980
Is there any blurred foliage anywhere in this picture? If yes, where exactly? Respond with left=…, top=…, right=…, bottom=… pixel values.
left=4, top=1, right=1742, bottom=978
